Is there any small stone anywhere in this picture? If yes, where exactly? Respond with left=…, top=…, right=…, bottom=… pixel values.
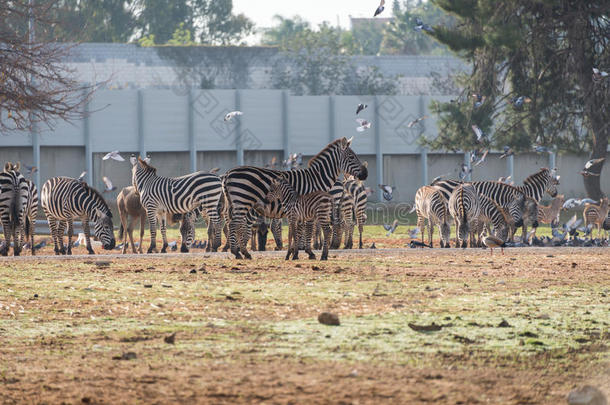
left=164, top=333, right=176, bottom=344
left=318, top=312, right=340, bottom=326
left=81, top=397, right=91, bottom=404
left=113, top=351, right=137, bottom=360
left=482, top=271, right=488, bottom=276
left=348, top=369, right=358, bottom=377
left=190, top=269, right=197, bottom=274
left=95, top=261, right=111, bottom=267
left=571, top=262, right=578, bottom=268
left=497, top=319, right=511, bottom=328
left=497, top=280, right=506, bottom=285
left=567, top=385, right=607, bottom=405
left=143, top=284, right=152, bottom=288
left=33, top=294, right=38, bottom=298
left=161, top=284, right=172, bottom=288
left=312, top=265, right=321, bottom=271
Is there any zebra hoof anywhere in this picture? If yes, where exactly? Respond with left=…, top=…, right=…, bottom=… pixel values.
left=244, top=252, right=252, bottom=260
left=307, top=252, right=316, bottom=260
left=320, top=254, right=328, bottom=261
left=67, top=249, right=72, bottom=255
left=87, top=250, right=95, bottom=255
left=285, top=252, right=291, bottom=260
left=180, top=244, right=189, bottom=253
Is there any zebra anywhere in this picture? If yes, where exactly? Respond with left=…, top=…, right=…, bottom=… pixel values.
left=0, top=162, right=28, bottom=256
left=583, top=197, right=609, bottom=239
left=255, top=178, right=333, bottom=260
left=223, top=137, right=367, bottom=259
left=41, top=177, right=116, bottom=255
left=448, top=183, right=481, bottom=248
left=22, top=177, right=38, bottom=255
left=414, top=185, right=451, bottom=248
left=328, top=180, right=346, bottom=249
left=514, top=168, right=559, bottom=201
left=131, top=157, right=223, bottom=253
left=342, top=177, right=368, bottom=249
left=473, top=194, right=512, bottom=246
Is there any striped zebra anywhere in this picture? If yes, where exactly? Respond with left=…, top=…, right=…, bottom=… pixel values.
left=415, top=185, right=451, bottom=248
left=41, top=177, right=116, bottom=255
left=473, top=194, right=512, bottom=246
left=514, top=168, right=559, bottom=201
left=342, top=177, right=368, bottom=249
left=583, top=197, right=609, bottom=239
left=131, top=157, right=223, bottom=253
left=256, top=178, right=333, bottom=260
left=448, top=183, right=481, bottom=248
left=328, top=180, right=346, bottom=249
left=223, top=137, right=367, bottom=259
left=0, top=162, right=28, bottom=256
left=22, top=178, right=38, bottom=255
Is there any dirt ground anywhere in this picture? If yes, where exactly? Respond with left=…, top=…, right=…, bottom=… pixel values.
left=0, top=247, right=608, bottom=404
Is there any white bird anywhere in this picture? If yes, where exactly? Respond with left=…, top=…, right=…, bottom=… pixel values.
left=224, top=111, right=243, bottom=121
left=473, top=149, right=489, bottom=167
left=103, top=151, right=124, bottom=162
left=471, top=125, right=486, bottom=142
left=459, top=164, right=471, bottom=181
left=374, top=0, right=385, bottom=17
left=498, top=175, right=513, bottom=184
left=77, top=171, right=87, bottom=182
left=414, top=16, right=434, bottom=32
left=562, top=198, right=597, bottom=210
left=407, top=115, right=428, bottom=128
left=102, top=176, right=116, bottom=192
left=356, top=118, right=372, bottom=132
left=584, top=157, right=605, bottom=170
left=384, top=219, right=398, bottom=236
left=592, top=67, right=608, bottom=81
left=408, top=227, right=420, bottom=239
left=378, top=184, right=395, bottom=201
left=356, top=103, right=368, bottom=115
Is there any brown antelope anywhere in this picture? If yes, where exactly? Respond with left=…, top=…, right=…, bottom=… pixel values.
left=583, top=197, right=609, bottom=239
left=531, top=194, right=565, bottom=238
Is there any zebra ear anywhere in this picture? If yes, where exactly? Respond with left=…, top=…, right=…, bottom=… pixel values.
left=346, top=136, right=353, bottom=147
left=4, top=162, right=11, bottom=172
left=130, top=155, right=137, bottom=166
left=14, top=162, right=20, bottom=171
left=363, top=161, right=368, bottom=168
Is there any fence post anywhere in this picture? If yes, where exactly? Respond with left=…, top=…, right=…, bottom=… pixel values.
left=235, top=90, right=243, bottom=165
left=328, top=95, right=335, bottom=143
left=137, top=90, right=146, bottom=158
left=83, top=97, right=92, bottom=184
left=549, top=152, right=556, bottom=170
left=507, top=154, right=514, bottom=181
left=464, top=152, right=472, bottom=181
left=31, top=122, right=40, bottom=189
left=374, top=96, right=383, bottom=201
left=188, top=89, right=196, bottom=172
left=421, top=149, right=428, bottom=185
left=282, top=91, right=289, bottom=160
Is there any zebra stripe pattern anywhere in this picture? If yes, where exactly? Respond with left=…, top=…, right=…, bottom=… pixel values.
left=415, top=185, right=451, bottom=248
left=22, top=179, right=38, bottom=255
left=342, top=177, right=368, bottom=249
left=258, top=178, right=333, bottom=260
left=583, top=197, right=609, bottom=239
left=514, top=168, right=558, bottom=201
left=223, top=137, right=367, bottom=259
left=474, top=193, right=511, bottom=245
left=0, top=163, right=28, bottom=256
left=41, top=177, right=116, bottom=255
left=449, top=183, right=481, bottom=248
left=132, top=157, right=223, bottom=253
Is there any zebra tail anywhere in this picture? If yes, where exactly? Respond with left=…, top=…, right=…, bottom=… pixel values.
left=9, top=187, right=20, bottom=229
left=25, top=216, right=31, bottom=239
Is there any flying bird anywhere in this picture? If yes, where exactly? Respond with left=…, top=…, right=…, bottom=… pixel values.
left=471, top=93, right=486, bottom=108
left=356, top=118, right=372, bottom=132
left=407, top=115, right=428, bottom=128
left=459, top=164, right=471, bottom=181
left=103, top=151, right=124, bottom=162
left=373, top=0, right=385, bottom=17
left=510, top=96, right=532, bottom=108
left=580, top=170, right=600, bottom=177
left=77, top=171, right=87, bottom=182
left=414, top=17, right=434, bottom=32
left=224, top=111, right=243, bottom=121
left=534, top=145, right=551, bottom=153
left=209, top=167, right=220, bottom=174
left=383, top=219, right=398, bottom=236
left=592, top=67, right=608, bottom=81
left=378, top=184, right=395, bottom=201
left=562, top=198, right=597, bottom=210
left=408, top=227, right=420, bottom=239
left=364, top=187, right=374, bottom=197
left=499, top=146, right=514, bottom=159
left=102, top=176, right=116, bottom=192
left=584, top=157, right=605, bottom=170
left=471, top=125, right=486, bottom=142
left=24, top=165, right=37, bottom=175
left=356, top=103, right=368, bottom=115
left=473, top=149, right=489, bottom=167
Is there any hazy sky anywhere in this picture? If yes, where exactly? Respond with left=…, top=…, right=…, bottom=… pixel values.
left=232, top=0, right=392, bottom=30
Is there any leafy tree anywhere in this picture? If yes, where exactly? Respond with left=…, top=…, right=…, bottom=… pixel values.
left=261, top=15, right=310, bottom=49
left=424, top=0, right=610, bottom=198
left=343, top=19, right=386, bottom=55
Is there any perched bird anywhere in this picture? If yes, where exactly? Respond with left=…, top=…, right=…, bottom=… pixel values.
left=499, top=146, right=514, bottom=159
left=102, top=176, right=116, bottom=192
left=471, top=93, right=486, bottom=108
left=356, top=103, right=368, bottom=115
left=209, top=167, right=220, bottom=174
left=224, top=111, right=243, bottom=121
left=356, top=118, right=372, bottom=132
left=473, top=149, right=489, bottom=167
left=414, top=17, right=434, bottom=32
left=580, top=170, right=600, bottom=177
left=103, top=151, right=124, bottom=162
left=378, top=184, right=395, bottom=201
left=407, top=115, right=428, bottom=128
left=373, top=0, right=385, bottom=17
left=77, top=171, right=87, bottom=182
left=592, top=67, right=608, bottom=81
left=534, top=145, right=551, bottom=153
left=584, top=157, right=605, bottom=170
left=510, top=96, right=532, bottom=108
left=384, top=219, right=399, bottom=236
left=459, top=164, right=472, bottom=181
left=471, top=125, right=486, bottom=142
left=408, top=227, right=420, bottom=239
left=483, top=235, right=506, bottom=255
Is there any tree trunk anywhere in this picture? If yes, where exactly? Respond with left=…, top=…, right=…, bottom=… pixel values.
left=583, top=118, right=608, bottom=200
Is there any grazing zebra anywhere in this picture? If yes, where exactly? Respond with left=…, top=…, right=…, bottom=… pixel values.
left=474, top=194, right=512, bottom=246
left=415, top=185, right=451, bottom=248
left=41, top=177, right=116, bottom=255
left=0, top=162, right=28, bottom=256
left=342, top=177, right=368, bottom=249
left=223, top=137, right=367, bottom=259
left=448, top=183, right=481, bottom=248
left=583, top=197, right=609, bottom=239
left=256, top=178, right=333, bottom=260
left=131, top=157, right=223, bottom=253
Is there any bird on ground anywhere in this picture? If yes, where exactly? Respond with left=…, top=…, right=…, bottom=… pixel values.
left=473, top=149, right=489, bottom=167
left=499, top=146, right=514, bottom=159
left=102, top=176, right=116, bottom=192
left=592, top=67, right=608, bottom=81
left=77, top=171, right=87, bottom=182
left=74, top=233, right=86, bottom=248
left=408, top=227, right=420, bottom=239
left=356, top=118, right=372, bottom=132
left=103, top=151, right=124, bottom=162
left=407, top=115, right=428, bottom=128
left=373, top=0, right=385, bottom=17
left=584, top=157, right=605, bottom=170
left=33, top=240, right=47, bottom=251
left=356, top=103, right=368, bottom=115
left=414, top=17, right=434, bottom=32
left=384, top=219, right=398, bottom=236
left=209, top=167, right=220, bottom=174
left=168, top=241, right=178, bottom=251
left=580, top=170, right=600, bottom=177
left=459, top=164, right=471, bottom=181
left=577, top=223, right=594, bottom=238
left=410, top=240, right=431, bottom=248
left=224, top=111, right=243, bottom=121
left=510, top=96, right=532, bottom=108
left=562, top=198, right=597, bottom=210
left=378, top=184, right=395, bottom=201
left=483, top=235, right=506, bottom=255
left=370, top=242, right=377, bottom=249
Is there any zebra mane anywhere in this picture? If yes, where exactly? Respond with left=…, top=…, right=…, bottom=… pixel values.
left=82, top=182, right=113, bottom=217
left=138, top=156, right=156, bottom=172
left=524, top=168, right=549, bottom=184
left=307, top=138, right=344, bottom=168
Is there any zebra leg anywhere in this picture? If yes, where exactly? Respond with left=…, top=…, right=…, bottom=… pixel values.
left=29, top=215, right=36, bottom=256
left=320, top=221, right=331, bottom=261
left=304, top=220, right=316, bottom=260
left=428, top=220, right=434, bottom=248
left=272, top=219, right=283, bottom=250
left=82, top=220, right=94, bottom=255
left=66, top=220, right=74, bottom=255
left=0, top=221, right=10, bottom=256
left=147, top=211, right=158, bottom=253
left=210, top=215, right=222, bottom=252
left=228, top=215, right=244, bottom=259
left=47, top=217, right=61, bottom=255
left=222, top=223, right=230, bottom=252
left=160, top=216, right=168, bottom=253
left=358, top=223, right=364, bottom=249
left=285, top=219, right=294, bottom=261
left=138, top=215, right=145, bottom=254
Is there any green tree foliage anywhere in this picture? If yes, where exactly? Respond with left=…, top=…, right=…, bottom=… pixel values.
left=261, top=15, right=310, bottom=49
left=381, top=0, right=453, bottom=55
left=425, top=0, right=610, bottom=198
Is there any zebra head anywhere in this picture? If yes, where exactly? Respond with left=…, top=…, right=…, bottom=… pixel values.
left=527, top=168, right=558, bottom=198
left=339, top=137, right=368, bottom=181
left=132, top=156, right=156, bottom=193
left=92, top=208, right=116, bottom=250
